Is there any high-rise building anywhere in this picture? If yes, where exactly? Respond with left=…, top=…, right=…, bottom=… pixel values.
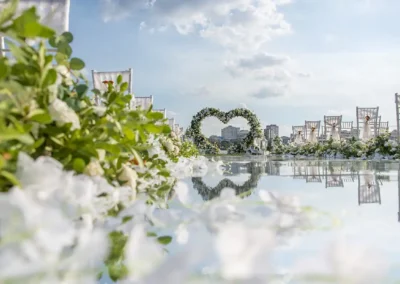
left=221, top=126, right=240, bottom=140
left=264, top=124, right=279, bottom=141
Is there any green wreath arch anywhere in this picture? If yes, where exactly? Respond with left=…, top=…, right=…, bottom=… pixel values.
left=187, top=108, right=263, bottom=154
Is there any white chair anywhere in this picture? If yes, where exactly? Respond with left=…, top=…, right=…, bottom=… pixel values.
left=168, top=118, right=175, bottom=131
left=395, top=93, right=400, bottom=141
left=304, top=120, right=321, bottom=142
left=133, top=96, right=153, bottom=110
left=92, top=69, right=133, bottom=106
left=341, top=121, right=355, bottom=140
left=378, top=120, right=389, bottom=135
left=356, top=107, right=379, bottom=139
left=0, top=0, right=70, bottom=57
left=324, top=115, right=342, bottom=140
left=292, top=125, right=305, bottom=142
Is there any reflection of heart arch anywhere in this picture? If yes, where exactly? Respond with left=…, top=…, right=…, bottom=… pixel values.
left=192, top=163, right=263, bottom=201
left=186, top=108, right=263, bottom=154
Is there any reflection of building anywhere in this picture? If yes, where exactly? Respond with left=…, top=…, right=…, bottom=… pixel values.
left=221, top=126, right=240, bottom=140
left=265, top=125, right=279, bottom=141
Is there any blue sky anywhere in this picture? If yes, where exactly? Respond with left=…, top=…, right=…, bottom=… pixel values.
left=66, top=0, right=400, bottom=136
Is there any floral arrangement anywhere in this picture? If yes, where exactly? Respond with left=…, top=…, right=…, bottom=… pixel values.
left=274, top=132, right=399, bottom=159
left=271, top=136, right=285, bottom=155
left=186, top=107, right=263, bottom=154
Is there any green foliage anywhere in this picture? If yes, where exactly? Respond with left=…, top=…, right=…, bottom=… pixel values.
left=281, top=134, right=399, bottom=159
left=0, top=1, right=194, bottom=200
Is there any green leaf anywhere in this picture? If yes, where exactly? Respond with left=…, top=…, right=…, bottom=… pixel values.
left=0, top=171, right=20, bottom=187
left=120, top=82, right=128, bottom=92
left=0, top=58, right=10, bottom=80
left=72, top=158, right=86, bottom=173
left=70, top=58, right=85, bottom=70
left=33, top=137, right=45, bottom=148
left=147, top=111, right=164, bottom=120
left=50, top=136, right=64, bottom=146
left=0, top=131, right=34, bottom=145
left=57, top=42, right=72, bottom=57
left=157, top=236, right=172, bottom=245
left=117, top=75, right=122, bottom=85
left=123, top=127, right=135, bottom=140
left=75, top=84, right=89, bottom=98
left=11, top=7, right=55, bottom=38
left=0, top=0, right=18, bottom=27
left=49, top=36, right=58, bottom=48
left=28, top=109, right=52, bottom=124
left=60, top=32, right=74, bottom=43
left=147, top=232, right=157, bottom=237
left=143, top=123, right=164, bottom=134
left=55, top=52, right=69, bottom=65
left=41, top=69, right=57, bottom=87
left=96, top=143, right=121, bottom=156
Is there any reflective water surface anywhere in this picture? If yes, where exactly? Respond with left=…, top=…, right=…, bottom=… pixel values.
left=101, top=158, right=400, bottom=283
left=182, top=157, right=400, bottom=281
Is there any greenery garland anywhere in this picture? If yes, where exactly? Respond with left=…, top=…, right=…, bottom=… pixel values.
left=187, top=108, right=263, bottom=154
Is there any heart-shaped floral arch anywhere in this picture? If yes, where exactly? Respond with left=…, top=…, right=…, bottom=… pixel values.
left=186, top=108, right=263, bottom=154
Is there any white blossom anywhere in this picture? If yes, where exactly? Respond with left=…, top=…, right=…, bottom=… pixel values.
left=48, top=98, right=81, bottom=130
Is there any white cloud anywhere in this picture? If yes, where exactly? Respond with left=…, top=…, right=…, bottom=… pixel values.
left=189, top=86, right=211, bottom=97
left=324, top=34, right=338, bottom=43
left=166, top=110, right=179, bottom=116
left=238, top=103, right=249, bottom=109
left=251, top=85, right=288, bottom=99
left=224, top=53, right=292, bottom=81
left=101, top=0, right=292, bottom=52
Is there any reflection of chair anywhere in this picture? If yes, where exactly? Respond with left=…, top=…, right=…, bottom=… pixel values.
left=356, top=107, right=379, bottom=139
left=265, top=162, right=281, bottom=176
left=325, top=166, right=344, bottom=188
left=398, top=167, right=400, bottom=222
left=306, top=165, right=322, bottom=183
left=342, top=174, right=356, bottom=182
left=358, top=172, right=381, bottom=205
left=293, top=161, right=307, bottom=179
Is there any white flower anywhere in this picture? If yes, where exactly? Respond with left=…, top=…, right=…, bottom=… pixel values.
left=84, top=159, right=104, bottom=176
left=173, top=145, right=180, bottom=155
left=163, top=139, right=174, bottom=153
left=56, top=65, right=73, bottom=86
left=119, top=164, right=138, bottom=191
left=96, top=149, right=106, bottom=161
left=92, top=106, right=107, bottom=116
left=48, top=98, right=81, bottom=130
left=124, top=225, right=164, bottom=281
